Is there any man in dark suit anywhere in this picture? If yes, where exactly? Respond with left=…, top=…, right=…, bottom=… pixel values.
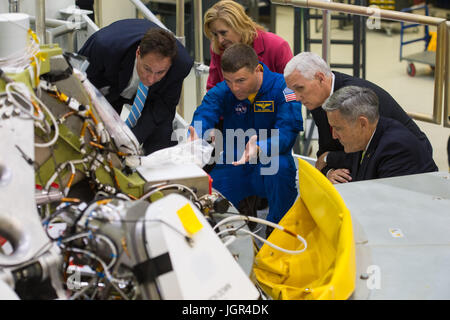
left=284, top=52, right=433, bottom=183
left=322, top=86, right=437, bottom=182
left=79, top=19, right=193, bottom=155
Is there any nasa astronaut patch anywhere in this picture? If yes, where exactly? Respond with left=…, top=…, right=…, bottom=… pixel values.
left=234, top=103, right=248, bottom=115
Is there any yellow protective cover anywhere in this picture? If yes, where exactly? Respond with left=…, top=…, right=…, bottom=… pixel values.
left=253, top=158, right=356, bottom=300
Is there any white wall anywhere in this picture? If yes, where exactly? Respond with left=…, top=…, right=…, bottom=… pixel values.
left=274, top=5, right=295, bottom=52
left=18, top=0, right=75, bottom=19
left=96, top=0, right=137, bottom=28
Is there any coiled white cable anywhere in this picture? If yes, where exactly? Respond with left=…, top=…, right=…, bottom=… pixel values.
left=0, top=39, right=40, bottom=70
left=214, top=215, right=307, bottom=255
left=5, top=82, right=44, bottom=121
left=4, top=81, right=60, bottom=148
left=0, top=24, right=58, bottom=147
left=61, top=232, right=118, bottom=269
left=0, top=21, right=40, bottom=71
left=32, top=90, right=59, bottom=148
left=44, top=159, right=87, bottom=192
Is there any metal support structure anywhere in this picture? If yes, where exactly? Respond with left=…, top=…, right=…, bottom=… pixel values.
left=321, top=1, right=331, bottom=64
left=194, top=0, right=204, bottom=77
left=407, top=20, right=448, bottom=127
left=354, top=10, right=366, bottom=79
left=176, top=0, right=185, bottom=44
left=29, top=15, right=92, bottom=52
left=93, top=0, right=100, bottom=26
left=293, top=7, right=303, bottom=54
left=193, top=0, right=209, bottom=107
left=446, top=21, right=450, bottom=128
left=129, top=0, right=170, bottom=31
left=272, top=0, right=449, bottom=127
left=302, top=0, right=366, bottom=78
left=248, top=0, right=259, bottom=23
left=35, top=0, right=46, bottom=44
left=270, top=3, right=277, bottom=34
left=8, top=0, right=19, bottom=12
left=47, top=22, right=87, bottom=52
left=273, top=0, right=445, bottom=24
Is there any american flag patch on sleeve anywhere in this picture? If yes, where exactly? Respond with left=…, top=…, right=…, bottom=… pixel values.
left=283, top=87, right=296, bottom=102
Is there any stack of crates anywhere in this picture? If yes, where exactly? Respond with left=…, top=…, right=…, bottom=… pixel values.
left=368, top=0, right=413, bottom=11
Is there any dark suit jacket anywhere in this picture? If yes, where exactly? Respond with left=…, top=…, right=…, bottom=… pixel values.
left=350, top=117, right=437, bottom=181
left=310, top=71, right=433, bottom=174
left=78, top=19, right=193, bottom=155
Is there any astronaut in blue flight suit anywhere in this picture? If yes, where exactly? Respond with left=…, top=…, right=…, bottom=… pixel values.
left=189, top=44, right=303, bottom=224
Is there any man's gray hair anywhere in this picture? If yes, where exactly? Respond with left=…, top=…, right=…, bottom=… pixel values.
left=284, top=52, right=332, bottom=79
left=322, top=86, right=380, bottom=123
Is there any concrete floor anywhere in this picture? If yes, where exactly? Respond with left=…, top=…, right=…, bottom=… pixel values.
left=181, top=10, right=449, bottom=172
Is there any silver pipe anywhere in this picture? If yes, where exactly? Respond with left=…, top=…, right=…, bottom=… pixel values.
left=45, top=21, right=87, bottom=37
left=31, top=17, right=86, bottom=49
left=81, top=12, right=100, bottom=33
left=35, top=190, right=64, bottom=205
left=249, top=0, right=259, bottom=22
left=272, top=0, right=445, bottom=25
left=94, top=0, right=100, bottom=26
left=67, top=30, right=76, bottom=52
left=322, top=6, right=331, bottom=65
left=9, top=0, right=19, bottom=13
left=176, top=0, right=185, bottom=41
left=194, top=0, right=207, bottom=106
left=29, top=16, right=76, bottom=28
left=35, top=0, right=47, bottom=44
left=128, top=0, right=170, bottom=32
left=193, top=0, right=203, bottom=65
left=45, top=22, right=86, bottom=51
left=445, top=21, right=450, bottom=128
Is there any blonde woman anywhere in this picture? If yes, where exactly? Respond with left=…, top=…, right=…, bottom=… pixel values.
left=204, top=0, right=293, bottom=90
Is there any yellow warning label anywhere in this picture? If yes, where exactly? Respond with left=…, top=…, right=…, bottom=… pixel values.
left=389, top=228, right=404, bottom=238
left=177, top=203, right=203, bottom=235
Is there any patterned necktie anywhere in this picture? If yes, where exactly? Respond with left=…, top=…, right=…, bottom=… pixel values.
left=125, top=81, right=148, bottom=128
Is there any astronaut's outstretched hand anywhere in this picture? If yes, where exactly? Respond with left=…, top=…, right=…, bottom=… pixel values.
left=232, top=135, right=259, bottom=166
left=188, top=125, right=199, bottom=141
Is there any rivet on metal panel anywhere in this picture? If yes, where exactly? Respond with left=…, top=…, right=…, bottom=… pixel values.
left=360, top=273, right=369, bottom=280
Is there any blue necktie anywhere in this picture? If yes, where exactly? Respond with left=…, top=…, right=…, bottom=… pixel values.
left=126, top=81, right=148, bottom=128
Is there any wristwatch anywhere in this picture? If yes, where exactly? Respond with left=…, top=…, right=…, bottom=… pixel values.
left=323, top=153, right=328, bottom=164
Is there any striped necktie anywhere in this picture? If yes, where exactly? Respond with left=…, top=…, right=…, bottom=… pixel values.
left=125, top=81, right=148, bottom=128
